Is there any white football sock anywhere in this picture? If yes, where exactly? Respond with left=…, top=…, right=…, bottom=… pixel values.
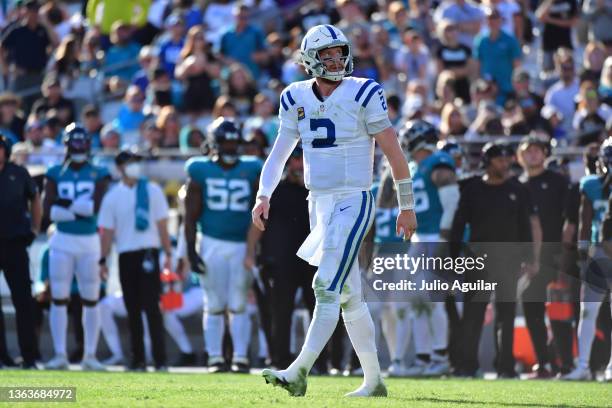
left=49, top=304, right=68, bottom=356
left=99, top=301, right=122, bottom=358
left=285, top=301, right=340, bottom=381
left=343, top=302, right=381, bottom=387
left=230, top=312, right=251, bottom=359
left=82, top=305, right=100, bottom=356
left=164, top=312, right=193, bottom=354
left=205, top=313, right=224, bottom=357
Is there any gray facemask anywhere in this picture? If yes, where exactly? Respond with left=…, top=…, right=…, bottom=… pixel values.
left=70, top=154, right=88, bottom=163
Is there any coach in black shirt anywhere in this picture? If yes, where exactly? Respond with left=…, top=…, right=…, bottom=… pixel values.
left=245, top=146, right=317, bottom=369
left=451, top=141, right=535, bottom=378
left=517, top=136, right=570, bottom=377
left=0, top=134, right=41, bottom=368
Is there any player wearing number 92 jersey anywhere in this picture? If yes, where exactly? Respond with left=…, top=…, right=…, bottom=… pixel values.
left=257, top=24, right=418, bottom=398
left=184, top=118, right=262, bottom=374
left=42, top=123, right=110, bottom=371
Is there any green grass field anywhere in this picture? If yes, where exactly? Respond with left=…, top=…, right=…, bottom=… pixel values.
left=0, top=370, right=610, bottom=407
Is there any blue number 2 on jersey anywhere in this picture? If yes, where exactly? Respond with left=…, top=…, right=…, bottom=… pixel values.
left=310, top=118, right=336, bottom=148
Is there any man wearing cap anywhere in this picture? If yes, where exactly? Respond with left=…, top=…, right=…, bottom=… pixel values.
left=517, top=135, right=570, bottom=378
left=0, top=0, right=56, bottom=104
left=450, top=140, right=536, bottom=378
left=474, top=7, right=522, bottom=105
left=98, top=149, right=172, bottom=371
left=0, top=133, right=41, bottom=369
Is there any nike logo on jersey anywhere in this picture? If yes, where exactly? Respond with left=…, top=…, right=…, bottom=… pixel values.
left=339, top=206, right=351, bottom=211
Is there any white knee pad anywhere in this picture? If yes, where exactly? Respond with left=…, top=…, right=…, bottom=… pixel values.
left=49, top=249, right=74, bottom=300
left=204, top=284, right=226, bottom=314
left=228, top=291, right=247, bottom=314
left=75, top=254, right=100, bottom=301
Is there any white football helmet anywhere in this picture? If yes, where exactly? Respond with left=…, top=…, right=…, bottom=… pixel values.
left=300, top=25, right=353, bottom=82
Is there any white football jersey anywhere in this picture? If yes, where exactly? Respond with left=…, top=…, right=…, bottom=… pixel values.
left=279, top=77, right=390, bottom=193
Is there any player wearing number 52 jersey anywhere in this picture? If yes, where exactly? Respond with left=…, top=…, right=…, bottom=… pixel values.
left=42, top=124, right=110, bottom=371
left=184, top=118, right=262, bottom=374
left=253, top=24, right=417, bottom=397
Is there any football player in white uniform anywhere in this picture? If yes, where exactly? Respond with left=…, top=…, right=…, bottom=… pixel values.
left=43, top=124, right=110, bottom=371
left=252, top=25, right=417, bottom=397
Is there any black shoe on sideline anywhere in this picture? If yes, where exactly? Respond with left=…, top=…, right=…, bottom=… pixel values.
left=127, top=361, right=146, bottom=372
left=208, top=359, right=228, bottom=373
left=21, top=361, right=38, bottom=370
left=1, top=354, right=17, bottom=367
left=172, top=352, right=197, bottom=367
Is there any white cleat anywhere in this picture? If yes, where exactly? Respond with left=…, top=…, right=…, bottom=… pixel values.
left=262, top=368, right=307, bottom=397
left=387, top=360, right=405, bottom=377
left=102, top=354, right=124, bottom=366
left=404, top=360, right=428, bottom=377
left=561, top=367, right=592, bottom=381
left=345, top=380, right=388, bottom=397
left=604, top=368, right=612, bottom=382
left=45, top=355, right=69, bottom=370
left=81, top=355, right=106, bottom=371
left=424, top=360, right=451, bottom=377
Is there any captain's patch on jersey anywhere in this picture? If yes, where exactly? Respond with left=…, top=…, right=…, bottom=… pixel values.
left=297, top=106, right=305, bottom=120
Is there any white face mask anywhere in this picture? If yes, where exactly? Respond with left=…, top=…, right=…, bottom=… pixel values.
left=124, top=162, right=143, bottom=179
left=70, top=154, right=88, bottom=163
left=221, top=154, right=238, bottom=165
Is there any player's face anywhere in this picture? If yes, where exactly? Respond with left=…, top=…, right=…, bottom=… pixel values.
left=319, top=46, right=345, bottom=73
left=519, top=145, right=546, bottom=169
left=488, top=156, right=510, bottom=178
left=218, top=140, right=239, bottom=158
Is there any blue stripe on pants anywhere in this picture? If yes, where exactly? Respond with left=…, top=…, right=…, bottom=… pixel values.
left=339, top=191, right=374, bottom=292
left=328, top=192, right=368, bottom=292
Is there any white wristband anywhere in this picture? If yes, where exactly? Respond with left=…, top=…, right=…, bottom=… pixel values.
left=395, top=177, right=414, bottom=211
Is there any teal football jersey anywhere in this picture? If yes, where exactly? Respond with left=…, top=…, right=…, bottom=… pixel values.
left=46, top=162, right=109, bottom=235
left=410, top=151, right=455, bottom=235
left=580, top=175, right=609, bottom=243
left=371, top=183, right=402, bottom=243
left=186, top=156, right=262, bottom=242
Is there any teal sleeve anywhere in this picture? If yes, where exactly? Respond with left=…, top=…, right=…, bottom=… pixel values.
left=45, top=165, right=58, bottom=181
left=39, top=248, right=49, bottom=282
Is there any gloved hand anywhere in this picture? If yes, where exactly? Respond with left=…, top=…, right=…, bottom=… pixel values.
left=188, top=247, right=207, bottom=275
